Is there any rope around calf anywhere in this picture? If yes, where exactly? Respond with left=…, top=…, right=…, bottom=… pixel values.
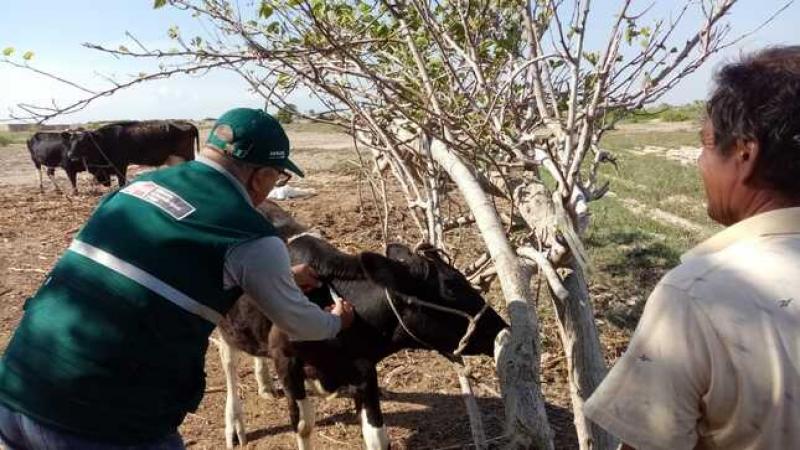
left=383, top=289, right=489, bottom=360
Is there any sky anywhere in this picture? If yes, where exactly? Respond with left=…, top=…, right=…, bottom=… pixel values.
left=1, top=1, right=797, bottom=124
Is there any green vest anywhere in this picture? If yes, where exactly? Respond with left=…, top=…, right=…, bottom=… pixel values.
left=0, top=161, right=275, bottom=443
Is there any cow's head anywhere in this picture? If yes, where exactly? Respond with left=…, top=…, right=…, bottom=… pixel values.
left=67, top=131, right=112, bottom=186
left=66, top=130, right=91, bottom=162
left=360, top=243, right=508, bottom=357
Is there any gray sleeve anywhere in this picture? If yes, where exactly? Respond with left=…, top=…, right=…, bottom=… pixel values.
left=224, top=236, right=341, bottom=341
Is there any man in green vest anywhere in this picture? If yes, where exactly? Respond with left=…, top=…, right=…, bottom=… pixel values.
left=0, top=107, right=355, bottom=449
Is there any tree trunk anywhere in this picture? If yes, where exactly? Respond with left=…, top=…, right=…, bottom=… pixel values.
left=429, top=140, right=554, bottom=449
left=515, top=180, right=614, bottom=449
left=551, top=259, right=617, bottom=450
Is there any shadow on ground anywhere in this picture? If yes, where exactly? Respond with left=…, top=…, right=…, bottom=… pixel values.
left=245, top=390, right=577, bottom=449
left=588, top=230, right=682, bottom=331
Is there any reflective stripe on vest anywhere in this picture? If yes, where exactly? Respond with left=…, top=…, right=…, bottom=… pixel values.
left=68, top=240, right=224, bottom=325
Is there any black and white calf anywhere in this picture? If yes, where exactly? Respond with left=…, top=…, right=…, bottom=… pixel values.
left=26, top=131, right=83, bottom=194
left=216, top=214, right=508, bottom=449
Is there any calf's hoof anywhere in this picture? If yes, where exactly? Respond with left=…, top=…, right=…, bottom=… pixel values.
left=295, top=423, right=314, bottom=450
left=360, top=409, right=390, bottom=450
left=225, top=419, right=247, bottom=448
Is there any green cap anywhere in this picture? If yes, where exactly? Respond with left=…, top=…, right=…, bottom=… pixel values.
left=206, top=108, right=304, bottom=177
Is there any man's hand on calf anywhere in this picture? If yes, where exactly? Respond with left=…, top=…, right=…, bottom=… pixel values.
left=291, top=263, right=322, bottom=293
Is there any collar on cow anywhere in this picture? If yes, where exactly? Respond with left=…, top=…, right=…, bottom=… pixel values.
left=383, top=289, right=488, bottom=361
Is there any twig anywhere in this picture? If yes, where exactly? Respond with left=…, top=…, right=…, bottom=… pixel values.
left=431, top=434, right=509, bottom=450
left=8, top=267, right=47, bottom=274
left=318, top=432, right=352, bottom=447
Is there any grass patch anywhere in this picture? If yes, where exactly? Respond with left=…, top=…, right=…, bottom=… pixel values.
left=283, top=121, right=343, bottom=134
left=601, top=150, right=711, bottom=225
left=0, top=131, right=29, bottom=147
left=585, top=196, right=696, bottom=329
left=581, top=125, right=723, bottom=329
left=598, top=128, right=717, bottom=225
left=618, top=101, right=705, bottom=124
left=601, top=129, right=700, bottom=150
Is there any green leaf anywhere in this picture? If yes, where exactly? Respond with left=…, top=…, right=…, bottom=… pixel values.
left=154, top=0, right=167, bottom=8
left=583, top=51, right=599, bottom=66
left=277, top=73, right=293, bottom=89
left=259, top=1, right=273, bottom=19
left=2, top=47, right=13, bottom=57
left=167, top=25, right=180, bottom=39
left=22, top=51, right=33, bottom=61
left=118, top=45, right=129, bottom=52
left=267, top=21, right=281, bottom=34
left=310, top=0, right=325, bottom=14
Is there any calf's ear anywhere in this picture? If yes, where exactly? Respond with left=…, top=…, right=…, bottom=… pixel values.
left=360, top=252, right=418, bottom=292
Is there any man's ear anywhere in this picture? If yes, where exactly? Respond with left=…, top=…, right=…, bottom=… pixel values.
left=737, top=138, right=761, bottom=184
left=248, top=167, right=272, bottom=192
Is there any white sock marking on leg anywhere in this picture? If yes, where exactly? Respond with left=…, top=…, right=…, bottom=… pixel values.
left=360, top=408, right=389, bottom=450
left=218, top=338, right=247, bottom=448
left=295, top=398, right=315, bottom=450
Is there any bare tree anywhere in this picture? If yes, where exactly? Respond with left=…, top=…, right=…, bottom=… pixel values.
left=3, top=0, right=791, bottom=448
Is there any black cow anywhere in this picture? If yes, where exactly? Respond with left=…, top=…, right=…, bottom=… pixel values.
left=216, top=205, right=508, bottom=449
left=68, top=120, right=199, bottom=187
left=26, top=131, right=86, bottom=194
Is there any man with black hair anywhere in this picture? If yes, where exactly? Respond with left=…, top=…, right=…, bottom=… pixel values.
left=585, top=46, right=800, bottom=450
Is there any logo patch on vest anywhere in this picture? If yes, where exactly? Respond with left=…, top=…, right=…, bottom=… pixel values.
left=121, top=181, right=196, bottom=220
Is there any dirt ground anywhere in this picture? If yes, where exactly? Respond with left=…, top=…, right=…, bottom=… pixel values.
left=0, top=129, right=584, bottom=449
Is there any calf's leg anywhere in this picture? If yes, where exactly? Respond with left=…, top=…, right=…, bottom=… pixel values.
left=46, top=168, right=62, bottom=194
left=217, top=337, right=248, bottom=448
left=66, top=168, right=78, bottom=195
left=254, top=357, right=277, bottom=399
left=275, top=353, right=315, bottom=450
left=353, top=360, right=390, bottom=450
left=35, top=164, right=43, bottom=192
left=117, top=167, right=127, bottom=187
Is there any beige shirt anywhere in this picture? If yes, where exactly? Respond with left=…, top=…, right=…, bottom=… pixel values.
left=584, top=207, right=800, bottom=450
